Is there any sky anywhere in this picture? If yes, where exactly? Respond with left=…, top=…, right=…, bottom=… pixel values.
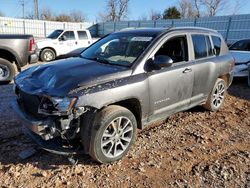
left=0, top=0, right=249, bottom=22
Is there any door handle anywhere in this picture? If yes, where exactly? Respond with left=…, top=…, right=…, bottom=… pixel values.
left=183, top=68, right=192, bottom=73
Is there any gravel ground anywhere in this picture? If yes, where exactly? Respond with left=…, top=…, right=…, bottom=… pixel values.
left=0, top=70, right=249, bottom=187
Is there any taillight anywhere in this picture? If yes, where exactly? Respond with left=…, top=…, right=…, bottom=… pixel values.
left=29, top=38, right=36, bottom=52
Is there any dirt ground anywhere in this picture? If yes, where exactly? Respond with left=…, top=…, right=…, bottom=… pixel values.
left=0, top=77, right=249, bottom=188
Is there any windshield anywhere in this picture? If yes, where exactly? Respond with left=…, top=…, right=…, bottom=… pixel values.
left=229, top=40, right=250, bottom=51
left=81, top=33, right=156, bottom=67
left=47, top=30, right=63, bottom=39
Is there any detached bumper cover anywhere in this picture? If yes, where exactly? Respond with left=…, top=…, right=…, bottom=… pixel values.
left=23, top=126, right=82, bottom=156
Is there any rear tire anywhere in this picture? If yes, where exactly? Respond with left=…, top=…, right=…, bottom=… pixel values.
left=203, top=78, right=226, bottom=111
left=0, top=58, right=16, bottom=84
left=82, top=105, right=137, bottom=164
left=40, top=48, right=56, bottom=62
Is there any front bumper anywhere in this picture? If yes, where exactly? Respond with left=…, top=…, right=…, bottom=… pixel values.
left=12, top=99, right=56, bottom=140
left=12, top=99, right=82, bottom=155
left=234, top=64, right=249, bottom=77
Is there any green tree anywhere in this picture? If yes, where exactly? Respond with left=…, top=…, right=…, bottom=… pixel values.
left=163, top=6, right=181, bottom=19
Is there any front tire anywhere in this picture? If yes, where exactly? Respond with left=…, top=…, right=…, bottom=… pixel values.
left=0, top=58, right=16, bottom=84
left=203, top=78, right=227, bottom=111
left=86, top=105, right=137, bottom=164
left=40, top=48, right=56, bottom=62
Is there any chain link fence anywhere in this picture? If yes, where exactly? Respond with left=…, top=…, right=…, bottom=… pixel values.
left=97, top=14, right=250, bottom=44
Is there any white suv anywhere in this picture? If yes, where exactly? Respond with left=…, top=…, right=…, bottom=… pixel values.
left=37, top=29, right=93, bottom=62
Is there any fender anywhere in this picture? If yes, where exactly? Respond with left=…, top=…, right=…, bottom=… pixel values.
left=0, top=46, right=22, bottom=69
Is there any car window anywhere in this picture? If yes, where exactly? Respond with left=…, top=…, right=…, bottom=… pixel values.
left=192, top=34, right=212, bottom=59
left=206, top=36, right=213, bottom=56
left=212, top=36, right=221, bottom=56
left=47, top=30, right=63, bottom=39
left=78, top=31, right=88, bottom=40
left=155, top=35, right=188, bottom=63
left=62, top=31, right=75, bottom=40
left=81, top=33, right=156, bottom=67
left=229, top=40, right=250, bottom=51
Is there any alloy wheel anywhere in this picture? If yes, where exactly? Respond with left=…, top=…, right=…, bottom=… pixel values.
left=101, top=116, right=134, bottom=158
left=212, top=82, right=225, bottom=108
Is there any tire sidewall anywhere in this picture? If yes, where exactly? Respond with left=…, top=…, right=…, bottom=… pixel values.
left=41, top=49, right=55, bottom=62
left=90, top=108, right=137, bottom=163
left=0, top=58, right=15, bottom=84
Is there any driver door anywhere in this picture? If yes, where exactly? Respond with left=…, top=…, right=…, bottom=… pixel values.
left=147, top=35, right=194, bottom=121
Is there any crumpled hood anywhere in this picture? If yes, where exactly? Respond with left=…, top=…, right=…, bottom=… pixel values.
left=15, top=57, right=130, bottom=97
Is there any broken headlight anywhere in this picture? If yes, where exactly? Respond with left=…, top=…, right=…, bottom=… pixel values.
left=39, top=96, right=77, bottom=115
left=50, top=97, right=78, bottom=112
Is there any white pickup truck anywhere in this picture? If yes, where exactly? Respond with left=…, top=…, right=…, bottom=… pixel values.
left=37, top=29, right=94, bottom=62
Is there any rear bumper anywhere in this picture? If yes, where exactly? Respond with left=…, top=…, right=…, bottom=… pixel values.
left=29, top=53, right=39, bottom=64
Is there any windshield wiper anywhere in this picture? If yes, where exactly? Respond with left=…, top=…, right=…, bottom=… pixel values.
left=81, top=56, right=111, bottom=64
left=81, top=56, right=130, bottom=67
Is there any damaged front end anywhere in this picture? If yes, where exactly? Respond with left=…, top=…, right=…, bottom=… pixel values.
left=12, top=85, right=88, bottom=155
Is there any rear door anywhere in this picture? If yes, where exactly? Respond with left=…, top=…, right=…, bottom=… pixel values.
left=77, top=30, right=92, bottom=48
left=189, top=34, right=217, bottom=104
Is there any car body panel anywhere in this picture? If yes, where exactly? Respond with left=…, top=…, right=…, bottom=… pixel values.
left=13, top=27, right=234, bottom=147
left=0, top=34, right=38, bottom=67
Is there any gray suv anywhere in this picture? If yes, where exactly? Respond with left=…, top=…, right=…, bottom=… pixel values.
left=13, top=27, right=234, bottom=163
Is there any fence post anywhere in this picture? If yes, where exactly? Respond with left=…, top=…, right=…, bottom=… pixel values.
left=128, top=21, right=130, bottom=28
left=194, top=18, right=197, bottom=26
left=171, top=20, right=174, bottom=27
left=44, top=21, right=46, bottom=37
left=23, top=20, right=25, bottom=34
left=154, top=21, right=156, bottom=28
left=225, top=17, right=232, bottom=42
left=138, top=21, right=141, bottom=28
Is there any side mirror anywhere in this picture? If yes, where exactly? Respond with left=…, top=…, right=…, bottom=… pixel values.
left=154, top=55, right=173, bottom=69
left=59, top=35, right=67, bottom=41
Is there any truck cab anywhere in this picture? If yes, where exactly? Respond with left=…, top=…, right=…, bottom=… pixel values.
left=37, top=29, right=93, bottom=62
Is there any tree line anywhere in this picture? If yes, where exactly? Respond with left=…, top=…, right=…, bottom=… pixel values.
left=0, top=0, right=244, bottom=22
left=100, top=0, right=243, bottom=22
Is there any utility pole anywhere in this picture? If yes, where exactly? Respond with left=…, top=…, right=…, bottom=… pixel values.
left=34, top=0, right=39, bottom=19
left=20, top=0, right=25, bottom=19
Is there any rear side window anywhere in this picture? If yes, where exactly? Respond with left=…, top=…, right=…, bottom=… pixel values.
left=212, top=36, right=221, bottom=56
left=78, top=31, right=88, bottom=40
left=206, top=36, right=213, bottom=56
left=62, top=31, right=75, bottom=40
left=192, top=35, right=207, bottom=59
